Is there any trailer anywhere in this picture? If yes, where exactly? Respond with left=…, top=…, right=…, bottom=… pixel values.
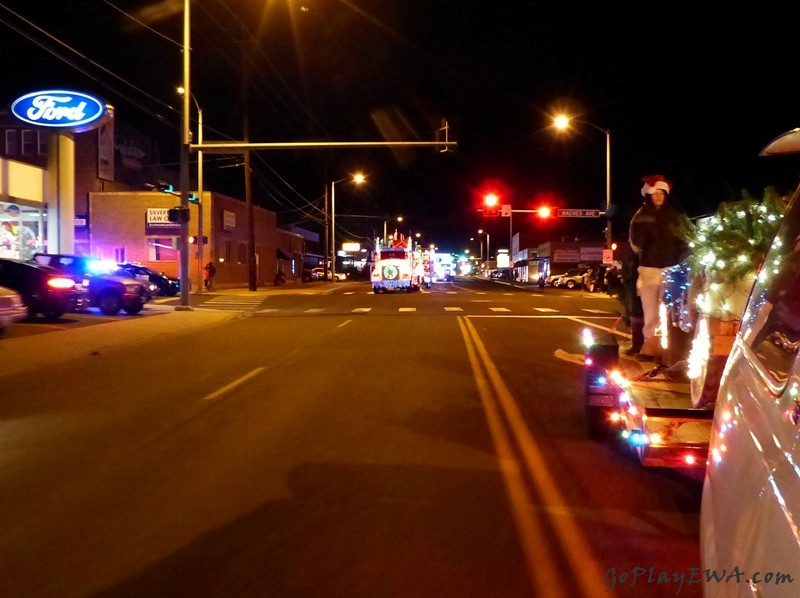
left=582, top=327, right=714, bottom=469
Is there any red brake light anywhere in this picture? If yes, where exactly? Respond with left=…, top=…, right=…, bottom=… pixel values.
left=48, top=277, right=75, bottom=289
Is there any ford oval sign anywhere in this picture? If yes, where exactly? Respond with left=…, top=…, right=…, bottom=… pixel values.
left=11, top=90, right=107, bottom=132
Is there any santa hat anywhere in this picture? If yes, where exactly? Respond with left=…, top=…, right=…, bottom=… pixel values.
left=641, top=174, right=671, bottom=196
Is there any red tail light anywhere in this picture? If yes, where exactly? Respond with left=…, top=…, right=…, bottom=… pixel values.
left=47, top=277, right=75, bottom=289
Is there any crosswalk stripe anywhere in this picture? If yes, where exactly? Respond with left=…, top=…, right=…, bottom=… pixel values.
left=351, top=307, right=371, bottom=313
left=304, top=308, right=324, bottom=313
left=447, top=291, right=457, bottom=294
left=582, top=308, right=608, bottom=314
left=256, top=309, right=278, bottom=313
left=489, top=307, right=511, bottom=312
left=534, top=307, right=558, bottom=312
left=444, top=307, right=463, bottom=312
left=398, top=307, right=416, bottom=312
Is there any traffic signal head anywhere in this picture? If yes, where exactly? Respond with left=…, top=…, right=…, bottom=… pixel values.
left=167, top=206, right=190, bottom=223
left=483, top=193, right=499, bottom=216
left=154, top=181, right=174, bottom=193
left=537, top=205, right=552, bottom=218
left=189, top=235, right=209, bottom=244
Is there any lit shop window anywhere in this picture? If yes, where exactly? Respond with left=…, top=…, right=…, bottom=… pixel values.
left=148, top=238, right=179, bottom=262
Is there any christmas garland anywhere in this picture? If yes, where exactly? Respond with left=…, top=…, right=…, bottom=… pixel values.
left=678, top=186, right=787, bottom=288
left=675, top=186, right=788, bottom=319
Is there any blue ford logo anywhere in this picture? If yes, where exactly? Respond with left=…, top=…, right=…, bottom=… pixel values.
left=11, top=90, right=107, bottom=131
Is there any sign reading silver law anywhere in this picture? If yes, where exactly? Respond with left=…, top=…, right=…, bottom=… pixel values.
left=11, top=90, right=107, bottom=131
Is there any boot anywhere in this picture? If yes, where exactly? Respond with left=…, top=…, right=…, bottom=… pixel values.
left=624, top=316, right=644, bottom=355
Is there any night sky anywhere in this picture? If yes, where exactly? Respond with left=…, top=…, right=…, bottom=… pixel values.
left=2, top=1, right=800, bottom=253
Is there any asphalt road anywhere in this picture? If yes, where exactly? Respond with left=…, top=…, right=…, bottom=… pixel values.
left=0, top=277, right=703, bottom=597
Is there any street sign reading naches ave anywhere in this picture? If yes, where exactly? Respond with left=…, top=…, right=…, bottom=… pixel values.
left=557, top=208, right=601, bottom=218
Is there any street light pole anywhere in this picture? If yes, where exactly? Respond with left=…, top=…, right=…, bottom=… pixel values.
left=382, top=215, right=402, bottom=246
left=177, top=0, right=191, bottom=310
left=604, top=128, right=611, bottom=246
left=331, top=179, right=336, bottom=279
left=330, top=173, right=365, bottom=280
left=197, top=105, right=204, bottom=291
left=553, top=114, right=612, bottom=246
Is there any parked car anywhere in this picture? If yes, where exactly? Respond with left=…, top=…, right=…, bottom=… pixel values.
left=0, top=285, right=26, bottom=334
left=114, top=262, right=180, bottom=297
left=311, top=267, right=347, bottom=281
left=545, top=268, right=583, bottom=287
left=583, top=264, right=615, bottom=293
left=554, top=267, right=590, bottom=289
left=32, top=253, right=149, bottom=316
left=0, top=258, right=88, bottom=320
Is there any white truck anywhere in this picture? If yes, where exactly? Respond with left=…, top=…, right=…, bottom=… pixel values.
left=371, top=236, right=422, bottom=293
left=700, top=128, right=800, bottom=596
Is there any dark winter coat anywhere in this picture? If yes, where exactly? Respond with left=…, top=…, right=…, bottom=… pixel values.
left=628, top=196, right=690, bottom=268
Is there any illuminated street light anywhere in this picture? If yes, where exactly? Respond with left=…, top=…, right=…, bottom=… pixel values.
left=478, top=228, right=490, bottom=269
left=331, top=173, right=365, bottom=279
left=383, top=215, right=403, bottom=246
left=553, top=114, right=612, bottom=245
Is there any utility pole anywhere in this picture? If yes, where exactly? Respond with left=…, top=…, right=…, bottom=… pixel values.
left=241, top=42, right=257, bottom=291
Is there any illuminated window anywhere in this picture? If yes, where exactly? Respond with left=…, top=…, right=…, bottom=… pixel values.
left=148, top=238, right=179, bottom=261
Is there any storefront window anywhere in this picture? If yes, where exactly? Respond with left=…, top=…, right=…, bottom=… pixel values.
left=148, top=237, right=179, bottom=261
left=0, top=201, right=45, bottom=260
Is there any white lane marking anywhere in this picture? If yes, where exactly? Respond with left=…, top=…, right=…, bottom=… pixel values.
left=344, top=291, right=355, bottom=295
left=304, top=308, right=324, bottom=313
left=398, top=307, right=416, bottom=312
left=202, top=367, right=266, bottom=401
left=351, top=307, right=371, bottom=313
left=256, top=309, right=278, bottom=313
left=471, top=299, right=492, bottom=303
left=444, top=307, right=463, bottom=312
left=534, top=307, right=558, bottom=313
left=447, top=291, right=457, bottom=294
left=489, top=307, right=511, bottom=312
left=582, top=309, right=608, bottom=314
left=337, top=320, right=352, bottom=328
left=554, top=348, right=586, bottom=366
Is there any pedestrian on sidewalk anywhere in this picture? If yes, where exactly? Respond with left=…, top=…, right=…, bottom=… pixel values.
left=628, top=174, right=690, bottom=361
left=203, top=261, right=217, bottom=291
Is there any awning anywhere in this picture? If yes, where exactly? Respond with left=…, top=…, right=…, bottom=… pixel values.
left=277, top=248, right=293, bottom=260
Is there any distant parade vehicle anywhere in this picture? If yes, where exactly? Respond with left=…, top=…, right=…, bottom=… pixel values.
left=371, top=235, right=422, bottom=294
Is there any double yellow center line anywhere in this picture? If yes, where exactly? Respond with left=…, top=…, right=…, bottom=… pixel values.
left=457, top=316, right=612, bottom=597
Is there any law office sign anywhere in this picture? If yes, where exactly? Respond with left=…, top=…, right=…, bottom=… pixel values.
left=11, top=89, right=109, bottom=132
left=145, top=208, right=180, bottom=235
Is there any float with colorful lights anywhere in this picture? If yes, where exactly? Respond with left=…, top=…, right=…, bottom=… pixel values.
left=371, top=234, right=422, bottom=293
left=582, top=188, right=787, bottom=468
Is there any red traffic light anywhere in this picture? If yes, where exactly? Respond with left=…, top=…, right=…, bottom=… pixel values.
left=483, top=193, right=500, bottom=217
left=537, top=205, right=552, bottom=218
